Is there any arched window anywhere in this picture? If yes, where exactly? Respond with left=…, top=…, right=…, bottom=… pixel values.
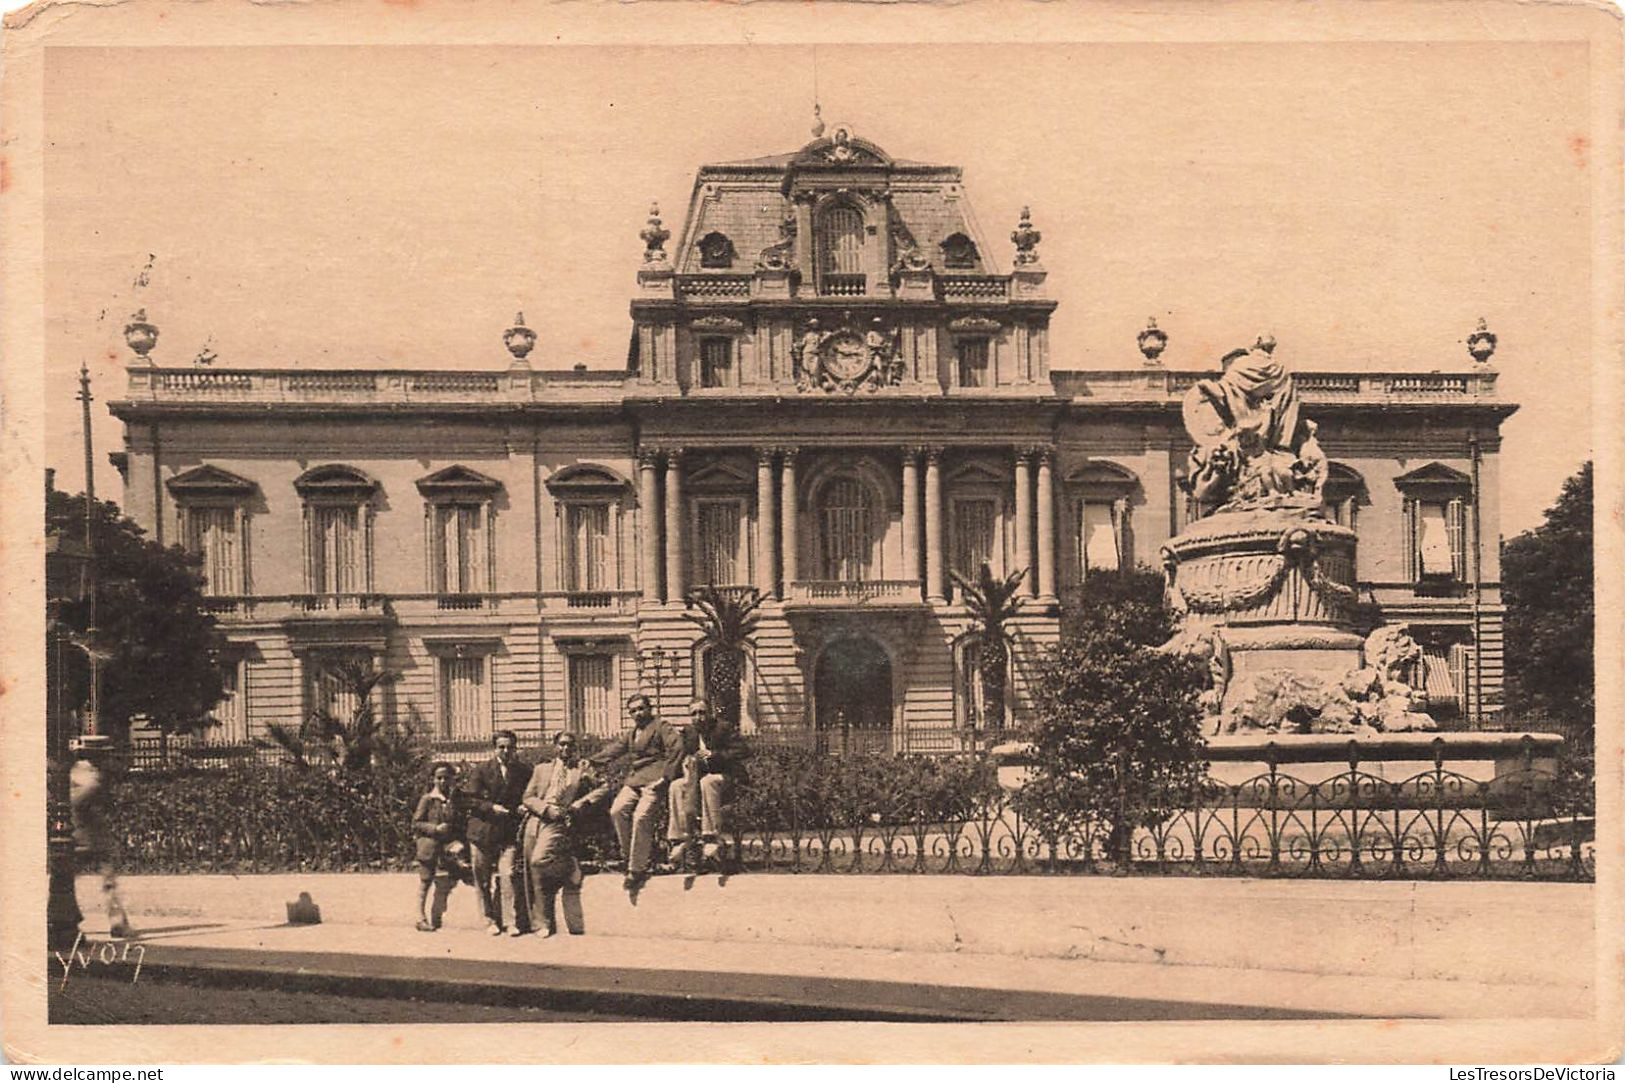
left=816, top=204, right=866, bottom=296
left=818, top=476, right=877, bottom=581
left=940, top=232, right=979, bottom=270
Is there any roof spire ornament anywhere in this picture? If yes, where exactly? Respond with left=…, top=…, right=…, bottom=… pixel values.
left=1137, top=317, right=1168, bottom=364
left=639, top=203, right=671, bottom=265
left=123, top=308, right=159, bottom=362
left=1011, top=206, right=1042, bottom=266
left=504, top=312, right=537, bottom=361
left=1466, top=317, right=1497, bottom=363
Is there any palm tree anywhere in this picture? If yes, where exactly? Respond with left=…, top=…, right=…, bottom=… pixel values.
left=682, top=585, right=764, bottom=729
left=951, top=562, right=1027, bottom=744
left=261, top=657, right=400, bottom=770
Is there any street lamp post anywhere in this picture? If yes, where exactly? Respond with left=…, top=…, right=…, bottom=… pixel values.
left=45, top=472, right=89, bottom=951
left=638, top=645, right=680, bottom=715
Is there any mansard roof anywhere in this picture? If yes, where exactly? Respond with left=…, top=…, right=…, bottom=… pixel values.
left=675, top=127, right=995, bottom=276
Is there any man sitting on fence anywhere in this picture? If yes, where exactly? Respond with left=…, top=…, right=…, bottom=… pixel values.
left=519, top=732, right=609, bottom=937
left=591, top=693, right=685, bottom=893
left=461, top=730, right=534, bottom=936
left=667, top=700, right=748, bottom=872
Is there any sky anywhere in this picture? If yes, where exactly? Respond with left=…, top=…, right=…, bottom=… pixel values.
left=43, top=41, right=1595, bottom=535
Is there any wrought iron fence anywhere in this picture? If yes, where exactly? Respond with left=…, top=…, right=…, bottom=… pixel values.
left=721, top=761, right=1592, bottom=881
left=104, top=740, right=1593, bottom=881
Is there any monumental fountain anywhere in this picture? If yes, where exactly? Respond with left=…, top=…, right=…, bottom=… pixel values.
left=1155, top=335, right=1559, bottom=785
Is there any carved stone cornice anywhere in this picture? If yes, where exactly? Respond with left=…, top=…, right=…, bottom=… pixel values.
left=948, top=316, right=1003, bottom=334
left=690, top=315, right=747, bottom=334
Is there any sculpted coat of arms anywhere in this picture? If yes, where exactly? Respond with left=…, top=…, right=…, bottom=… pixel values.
left=793, top=319, right=905, bottom=393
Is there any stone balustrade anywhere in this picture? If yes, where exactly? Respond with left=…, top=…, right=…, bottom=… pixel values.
left=126, top=364, right=1499, bottom=407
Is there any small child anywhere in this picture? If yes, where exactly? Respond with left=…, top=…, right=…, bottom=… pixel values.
left=411, top=762, right=463, bottom=932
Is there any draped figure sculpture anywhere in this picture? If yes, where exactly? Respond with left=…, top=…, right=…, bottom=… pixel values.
left=1180, top=335, right=1327, bottom=515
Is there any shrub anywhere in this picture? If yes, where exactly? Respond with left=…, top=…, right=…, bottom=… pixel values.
left=1016, top=626, right=1207, bottom=864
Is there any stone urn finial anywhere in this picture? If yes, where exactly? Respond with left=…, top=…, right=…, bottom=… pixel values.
left=123, top=308, right=158, bottom=361
left=1138, top=317, right=1168, bottom=364
left=640, top=203, right=671, bottom=265
left=1011, top=206, right=1042, bottom=266
left=503, top=312, right=536, bottom=361
left=1467, top=317, right=1497, bottom=363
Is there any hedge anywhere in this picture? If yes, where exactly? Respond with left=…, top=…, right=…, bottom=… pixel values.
left=104, top=741, right=1001, bottom=874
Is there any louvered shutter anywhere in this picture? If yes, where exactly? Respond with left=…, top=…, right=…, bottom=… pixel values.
left=1401, top=497, right=1418, bottom=581
left=1446, top=498, right=1467, bottom=581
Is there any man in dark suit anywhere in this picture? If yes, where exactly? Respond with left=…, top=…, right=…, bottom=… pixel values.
left=591, top=693, right=685, bottom=892
left=461, top=730, right=534, bottom=936
left=667, top=699, right=749, bottom=871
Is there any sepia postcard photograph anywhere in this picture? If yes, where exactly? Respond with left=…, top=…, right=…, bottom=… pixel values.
left=0, top=0, right=1620, bottom=1066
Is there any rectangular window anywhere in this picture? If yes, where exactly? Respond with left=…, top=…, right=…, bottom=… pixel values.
left=951, top=499, right=998, bottom=580
left=696, top=498, right=744, bottom=586
left=434, top=504, right=487, bottom=594
left=306, top=652, right=367, bottom=727
left=1417, top=502, right=1452, bottom=576
left=699, top=337, right=732, bottom=389
left=439, top=656, right=488, bottom=739
left=210, top=660, right=246, bottom=744
left=568, top=654, right=616, bottom=735
left=957, top=339, right=990, bottom=388
left=310, top=505, right=361, bottom=593
left=1080, top=500, right=1122, bottom=574
left=1419, top=645, right=1459, bottom=712
left=1407, top=496, right=1467, bottom=582
left=184, top=506, right=242, bottom=596
left=562, top=503, right=610, bottom=592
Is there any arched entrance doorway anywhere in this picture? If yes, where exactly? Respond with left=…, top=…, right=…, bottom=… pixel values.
left=813, top=636, right=893, bottom=754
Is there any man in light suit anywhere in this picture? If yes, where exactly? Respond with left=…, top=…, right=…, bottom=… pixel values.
left=519, top=731, right=609, bottom=936
left=461, top=730, right=533, bottom=935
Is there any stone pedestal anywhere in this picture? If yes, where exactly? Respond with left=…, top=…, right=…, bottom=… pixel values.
left=1163, top=502, right=1365, bottom=720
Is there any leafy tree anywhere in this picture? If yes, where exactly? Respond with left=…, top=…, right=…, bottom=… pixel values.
left=1060, top=566, right=1178, bottom=647
left=682, top=585, right=763, bottom=729
left=950, top=562, right=1027, bottom=741
left=46, top=491, right=224, bottom=742
left=1502, top=462, right=1593, bottom=739
left=1018, top=625, right=1207, bottom=864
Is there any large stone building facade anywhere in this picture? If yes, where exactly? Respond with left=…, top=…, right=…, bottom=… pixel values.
left=108, top=128, right=1516, bottom=750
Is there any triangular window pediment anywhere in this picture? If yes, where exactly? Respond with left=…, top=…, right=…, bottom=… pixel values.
left=947, top=461, right=1007, bottom=487
left=415, top=465, right=502, bottom=499
left=688, top=459, right=754, bottom=491
left=166, top=465, right=257, bottom=498
left=1394, top=463, right=1471, bottom=490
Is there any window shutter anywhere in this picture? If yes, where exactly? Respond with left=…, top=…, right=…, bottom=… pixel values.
left=1401, top=497, right=1417, bottom=581
left=465, top=506, right=486, bottom=593
left=1446, top=498, right=1467, bottom=581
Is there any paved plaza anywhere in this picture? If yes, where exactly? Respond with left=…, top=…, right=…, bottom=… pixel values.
left=64, top=872, right=1595, bottom=1023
